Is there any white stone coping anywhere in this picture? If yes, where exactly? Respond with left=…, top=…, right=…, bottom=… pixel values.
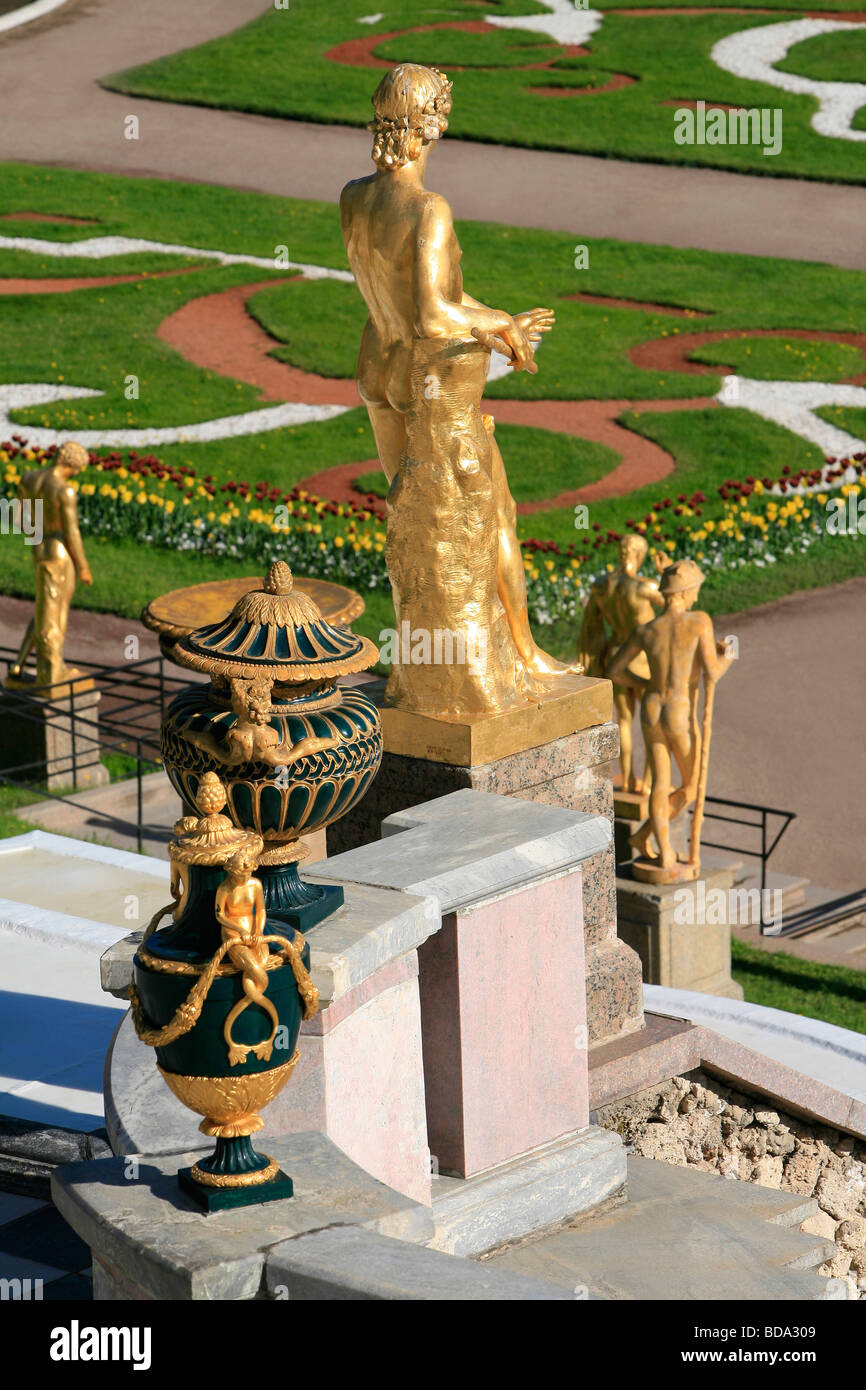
left=0, top=829, right=169, bottom=875
left=645, top=985, right=866, bottom=1105
left=0, top=831, right=169, bottom=952
left=0, top=0, right=69, bottom=35
left=314, top=789, right=611, bottom=915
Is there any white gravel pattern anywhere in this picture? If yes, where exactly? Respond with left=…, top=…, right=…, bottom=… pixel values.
left=712, top=19, right=866, bottom=142
left=486, top=0, right=602, bottom=46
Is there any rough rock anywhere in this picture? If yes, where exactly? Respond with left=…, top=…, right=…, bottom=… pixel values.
left=752, top=1155, right=784, bottom=1189
left=801, top=1210, right=838, bottom=1241
left=815, top=1171, right=863, bottom=1223
left=836, top=1216, right=866, bottom=1251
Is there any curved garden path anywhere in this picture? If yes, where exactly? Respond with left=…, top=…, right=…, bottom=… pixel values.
left=0, top=0, right=864, bottom=269
left=154, top=274, right=715, bottom=507
left=7, top=265, right=866, bottom=502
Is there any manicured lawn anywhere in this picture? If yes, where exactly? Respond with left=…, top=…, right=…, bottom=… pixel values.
left=101, top=0, right=866, bottom=183
left=776, top=28, right=866, bottom=84
left=1, top=160, right=865, bottom=634
left=732, top=938, right=866, bottom=1035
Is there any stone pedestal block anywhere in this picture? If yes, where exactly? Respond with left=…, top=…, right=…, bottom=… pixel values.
left=0, top=685, right=108, bottom=792
left=419, top=872, right=588, bottom=1178
left=616, top=865, right=745, bottom=999
left=328, top=721, right=644, bottom=1049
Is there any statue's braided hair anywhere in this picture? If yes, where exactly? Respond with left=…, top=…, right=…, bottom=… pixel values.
left=369, top=64, right=453, bottom=171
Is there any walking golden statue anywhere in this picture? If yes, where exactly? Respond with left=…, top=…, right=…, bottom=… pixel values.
left=340, top=64, right=581, bottom=717
left=607, top=560, right=735, bottom=882
left=6, top=441, right=93, bottom=690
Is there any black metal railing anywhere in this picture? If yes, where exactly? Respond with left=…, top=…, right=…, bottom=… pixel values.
left=0, top=647, right=197, bottom=854
left=699, top=795, right=797, bottom=933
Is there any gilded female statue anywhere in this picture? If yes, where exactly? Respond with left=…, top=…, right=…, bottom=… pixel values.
left=340, top=64, right=581, bottom=717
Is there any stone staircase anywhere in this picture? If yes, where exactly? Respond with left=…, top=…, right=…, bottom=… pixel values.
left=698, top=850, right=866, bottom=943
left=484, top=1157, right=848, bottom=1300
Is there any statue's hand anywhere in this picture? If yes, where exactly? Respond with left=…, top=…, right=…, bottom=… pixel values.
left=513, top=308, right=555, bottom=345
left=79, top=566, right=93, bottom=586
left=499, top=318, right=538, bottom=375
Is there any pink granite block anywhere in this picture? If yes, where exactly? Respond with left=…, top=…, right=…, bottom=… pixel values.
left=268, top=952, right=431, bottom=1205
left=419, top=871, right=589, bottom=1177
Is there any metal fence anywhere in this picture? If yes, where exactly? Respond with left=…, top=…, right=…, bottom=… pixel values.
left=0, top=647, right=195, bottom=853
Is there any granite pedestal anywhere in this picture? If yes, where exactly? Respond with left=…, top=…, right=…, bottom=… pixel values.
left=314, top=789, right=628, bottom=1249
left=616, top=864, right=744, bottom=1000
left=0, top=683, right=108, bottom=791
left=329, top=713, right=644, bottom=1050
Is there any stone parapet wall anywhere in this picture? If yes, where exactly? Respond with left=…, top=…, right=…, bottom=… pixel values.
left=596, top=1069, right=866, bottom=1300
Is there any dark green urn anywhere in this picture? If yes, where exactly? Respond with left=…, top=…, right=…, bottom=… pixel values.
left=131, top=777, right=320, bottom=1211
left=160, top=560, right=382, bottom=931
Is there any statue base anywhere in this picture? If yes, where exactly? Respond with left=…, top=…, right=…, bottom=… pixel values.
left=613, top=790, right=649, bottom=821
left=616, top=863, right=744, bottom=999
left=0, top=679, right=109, bottom=792
left=380, top=673, right=611, bottom=767
left=177, top=1164, right=294, bottom=1212
left=632, top=856, right=700, bottom=884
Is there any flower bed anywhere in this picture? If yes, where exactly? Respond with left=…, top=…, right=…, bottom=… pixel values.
left=3, top=439, right=866, bottom=629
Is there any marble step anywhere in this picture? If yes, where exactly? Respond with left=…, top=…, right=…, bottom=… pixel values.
left=485, top=1157, right=847, bottom=1301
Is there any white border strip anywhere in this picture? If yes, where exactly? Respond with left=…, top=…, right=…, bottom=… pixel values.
left=0, top=0, right=69, bottom=36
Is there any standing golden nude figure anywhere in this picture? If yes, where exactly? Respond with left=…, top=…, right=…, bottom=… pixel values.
left=340, top=64, right=581, bottom=716
left=6, top=441, right=93, bottom=689
left=215, top=845, right=280, bottom=1067
left=578, top=536, right=669, bottom=793
left=606, top=559, right=735, bottom=883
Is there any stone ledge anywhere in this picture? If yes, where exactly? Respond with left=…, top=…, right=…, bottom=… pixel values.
left=265, top=1225, right=575, bottom=1301
left=51, top=1130, right=433, bottom=1301
left=315, top=789, right=610, bottom=915
left=428, top=1125, right=626, bottom=1257
left=590, top=1001, right=866, bottom=1141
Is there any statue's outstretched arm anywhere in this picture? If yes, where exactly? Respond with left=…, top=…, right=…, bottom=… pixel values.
left=262, top=733, right=339, bottom=769
left=697, top=615, right=735, bottom=684
left=185, top=726, right=244, bottom=766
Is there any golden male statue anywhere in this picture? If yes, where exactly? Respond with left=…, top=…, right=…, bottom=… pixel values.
left=578, top=535, right=667, bottom=792
left=7, top=441, right=93, bottom=689
left=607, top=560, right=734, bottom=881
left=340, top=64, right=580, bottom=716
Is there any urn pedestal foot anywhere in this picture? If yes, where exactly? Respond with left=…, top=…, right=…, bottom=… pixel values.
left=258, top=860, right=345, bottom=932
left=178, top=1165, right=294, bottom=1212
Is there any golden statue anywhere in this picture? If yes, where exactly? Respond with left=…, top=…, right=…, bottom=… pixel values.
left=6, top=441, right=93, bottom=690
left=340, top=64, right=581, bottom=717
left=184, top=676, right=338, bottom=769
left=215, top=845, right=280, bottom=1067
left=578, top=536, right=668, bottom=793
left=606, top=560, right=735, bottom=882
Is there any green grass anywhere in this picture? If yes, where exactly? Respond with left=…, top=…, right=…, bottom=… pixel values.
left=689, top=337, right=866, bottom=382
left=777, top=29, right=866, bottom=84
left=100, top=0, right=866, bottom=183
left=732, top=938, right=866, bottom=1035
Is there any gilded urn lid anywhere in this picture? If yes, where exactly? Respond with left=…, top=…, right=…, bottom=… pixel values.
left=172, top=560, right=379, bottom=684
